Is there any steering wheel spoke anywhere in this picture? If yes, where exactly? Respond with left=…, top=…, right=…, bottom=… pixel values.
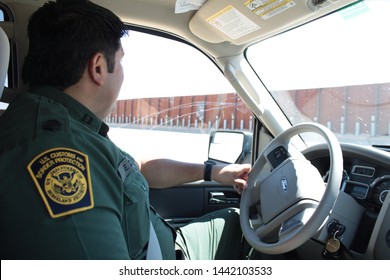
left=254, top=199, right=318, bottom=239
left=278, top=205, right=317, bottom=238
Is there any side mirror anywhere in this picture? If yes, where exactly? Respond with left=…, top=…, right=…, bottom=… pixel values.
left=208, top=130, right=252, bottom=164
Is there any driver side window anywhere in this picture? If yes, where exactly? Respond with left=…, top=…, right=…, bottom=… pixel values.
left=107, top=29, right=253, bottom=163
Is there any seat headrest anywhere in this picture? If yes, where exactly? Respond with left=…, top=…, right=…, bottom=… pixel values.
left=0, top=27, right=10, bottom=99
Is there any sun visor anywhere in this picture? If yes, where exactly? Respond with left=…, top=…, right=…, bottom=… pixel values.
left=189, top=0, right=359, bottom=45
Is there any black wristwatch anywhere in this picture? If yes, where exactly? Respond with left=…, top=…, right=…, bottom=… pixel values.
left=203, top=160, right=216, bottom=181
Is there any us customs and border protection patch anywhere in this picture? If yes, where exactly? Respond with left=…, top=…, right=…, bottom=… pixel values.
left=27, top=148, right=94, bottom=218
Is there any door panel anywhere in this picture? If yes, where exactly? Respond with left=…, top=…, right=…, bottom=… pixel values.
left=150, top=183, right=240, bottom=227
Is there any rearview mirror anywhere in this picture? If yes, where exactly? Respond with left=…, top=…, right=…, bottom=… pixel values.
left=208, top=130, right=252, bottom=164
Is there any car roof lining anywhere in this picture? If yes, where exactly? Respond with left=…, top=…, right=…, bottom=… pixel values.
left=93, top=0, right=360, bottom=58
left=1, top=0, right=360, bottom=59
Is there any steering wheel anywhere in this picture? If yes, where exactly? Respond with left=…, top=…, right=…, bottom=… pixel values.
left=240, top=122, right=343, bottom=254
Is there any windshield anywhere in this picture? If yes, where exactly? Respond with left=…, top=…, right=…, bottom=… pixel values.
left=246, top=0, right=389, bottom=146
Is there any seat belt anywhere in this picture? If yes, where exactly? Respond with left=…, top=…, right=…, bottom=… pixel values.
left=146, top=222, right=163, bottom=260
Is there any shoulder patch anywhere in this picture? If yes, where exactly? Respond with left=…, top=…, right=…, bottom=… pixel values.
left=27, top=148, right=94, bottom=218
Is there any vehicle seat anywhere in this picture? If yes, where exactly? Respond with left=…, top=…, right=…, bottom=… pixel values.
left=0, top=26, right=10, bottom=98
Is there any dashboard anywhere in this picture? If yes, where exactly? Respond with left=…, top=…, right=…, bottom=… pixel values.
left=305, top=143, right=390, bottom=211
left=344, top=172, right=389, bottom=208
left=302, top=142, right=390, bottom=259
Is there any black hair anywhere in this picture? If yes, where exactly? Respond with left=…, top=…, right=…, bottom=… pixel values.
left=22, top=0, right=128, bottom=89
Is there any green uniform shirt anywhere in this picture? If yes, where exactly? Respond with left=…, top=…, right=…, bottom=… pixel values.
left=0, top=86, right=176, bottom=260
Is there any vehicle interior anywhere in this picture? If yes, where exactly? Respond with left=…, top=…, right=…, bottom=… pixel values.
left=0, top=0, right=389, bottom=260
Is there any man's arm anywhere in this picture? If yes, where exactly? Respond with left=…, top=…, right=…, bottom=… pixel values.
left=138, top=158, right=251, bottom=193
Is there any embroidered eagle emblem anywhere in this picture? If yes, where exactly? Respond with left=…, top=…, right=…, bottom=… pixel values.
left=27, top=148, right=94, bottom=218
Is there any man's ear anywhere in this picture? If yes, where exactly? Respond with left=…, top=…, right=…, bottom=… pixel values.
left=88, top=52, right=107, bottom=86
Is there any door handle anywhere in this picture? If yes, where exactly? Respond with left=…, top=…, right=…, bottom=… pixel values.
left=209, top=191, right=239, bottom=205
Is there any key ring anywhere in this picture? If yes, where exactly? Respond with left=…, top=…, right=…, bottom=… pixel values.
left=333, top=229, right=344, bottom=241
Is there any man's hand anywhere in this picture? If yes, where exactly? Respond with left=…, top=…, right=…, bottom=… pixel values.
left=212, top=164, right=251, bottom=194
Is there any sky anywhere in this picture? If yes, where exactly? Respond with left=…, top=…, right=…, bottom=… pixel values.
left=118, top=31, right=234, bottom=100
